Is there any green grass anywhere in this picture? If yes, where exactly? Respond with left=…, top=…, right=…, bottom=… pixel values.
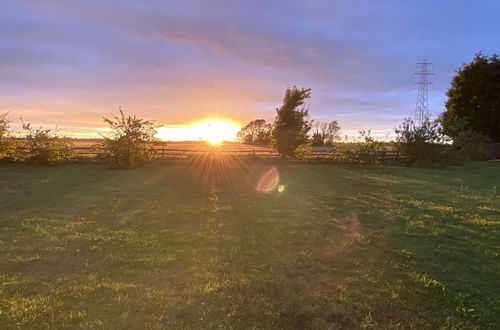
left=0, top=159, right=499, bottom=329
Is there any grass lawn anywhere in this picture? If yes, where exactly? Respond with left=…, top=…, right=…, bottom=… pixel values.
left=0, top=157, right=499, bottom=329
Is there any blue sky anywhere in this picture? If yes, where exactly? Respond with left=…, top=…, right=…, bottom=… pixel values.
left=1, top=0, right=499, bottom=139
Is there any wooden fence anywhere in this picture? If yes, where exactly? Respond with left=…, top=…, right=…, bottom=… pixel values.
left=68, top=146, right=403, bottom=164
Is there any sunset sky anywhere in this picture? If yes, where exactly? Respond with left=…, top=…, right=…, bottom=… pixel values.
left=2, top=0, right=499, bottom=140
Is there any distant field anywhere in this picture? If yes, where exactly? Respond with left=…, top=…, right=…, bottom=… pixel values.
left=0, top=159, right=498, bottom=328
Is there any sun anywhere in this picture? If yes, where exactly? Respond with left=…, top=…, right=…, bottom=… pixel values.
left=194, top=120, right=239, bottom=145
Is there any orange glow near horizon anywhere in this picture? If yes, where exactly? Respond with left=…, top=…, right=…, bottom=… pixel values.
left=156, top=119, right=240, bottom=143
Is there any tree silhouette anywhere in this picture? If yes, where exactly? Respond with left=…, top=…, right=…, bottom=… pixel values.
left=311, top=120, right=341, bottom=146
left=236, top=119, right=272, bottom=144
left=441, top=52, right=500, bottom=142
left=271, top=86, right=312, bottom=158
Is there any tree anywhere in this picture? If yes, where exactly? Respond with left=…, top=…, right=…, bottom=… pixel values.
left=102, top=108, right=160, bottom=168
left=271, top=86, right=312, bottom=158
left=0, top=113, right=18, bottom=160
left=441, top=52, right=500, bottom=142
left=311, top=120, right=341, bottom=146
left=236, top=119, right=272, bottom=144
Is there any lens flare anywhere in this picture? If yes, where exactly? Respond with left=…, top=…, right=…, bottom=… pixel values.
left=255, top=167, right=280, bottom=193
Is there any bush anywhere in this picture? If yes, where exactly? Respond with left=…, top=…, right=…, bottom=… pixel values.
left=21, top=123, right=74, bottom=165
left=437, top=146, right=464, bottom=167
left=0, top=113, right=18, bottom=161
left=102, top=109, right=160, bottom=168
left=395, top=117, right=449, bottom=167
left=344, top=130, right=384, bottom=165
left=441, top=117, right=490, bottom=160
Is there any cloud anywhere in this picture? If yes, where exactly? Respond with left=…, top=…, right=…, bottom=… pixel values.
left=1, top=0, right=499, bottom=137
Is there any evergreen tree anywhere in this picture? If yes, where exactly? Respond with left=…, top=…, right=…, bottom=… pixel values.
left=271, top=86, right=312, bottom=157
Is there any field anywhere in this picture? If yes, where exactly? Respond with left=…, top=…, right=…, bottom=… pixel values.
left=0, top=157, right=499, bottom=328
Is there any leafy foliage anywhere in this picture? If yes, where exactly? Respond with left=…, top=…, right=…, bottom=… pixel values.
left=271, top=86, right=312, bottom=158
left=21, top=122, right=74, bottom=165
left=441, top=53, right=500, bottom=142
left=102, top=109, right=160, bottom=168
left=236, top=119, right=272, bottom=144
left=343, top=130, right=384, bottom=165
left=394, top=117, right=453, bottom=167
left=443, top=117, right=490, bottom=160
left=0, top=113, right=18, bottom=161
left=311, top=120, right=341, bottom=146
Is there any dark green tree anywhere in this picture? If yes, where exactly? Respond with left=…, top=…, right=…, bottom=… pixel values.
left=271, top=86, right=312, bottom=157
left=441, top=53, right=500, bottom=142
left=236, top=119, right=272, bottom=144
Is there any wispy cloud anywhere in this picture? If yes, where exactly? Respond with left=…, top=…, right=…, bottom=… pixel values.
left=1, top=0, right=499, bottom=138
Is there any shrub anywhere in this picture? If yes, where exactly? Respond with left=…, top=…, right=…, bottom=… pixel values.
left=441, top=117, right=490, bottom=160
left=345, top=130, right=384, bottom=165
left=21, top=123, right=74, bottom=165
left=395, top=117, right=448, bottom=167
left=0, top=113, right=18, bottom=161
left=102, top=109, right=160, bottom=168
left=437, top=146, right=464, bottom=167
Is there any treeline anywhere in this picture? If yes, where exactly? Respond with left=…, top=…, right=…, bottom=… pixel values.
left=235, top=84, right=490, bottom=167
left=236, top=118, right=340, bottom=147
left=236, top=52, right=498, bottom=165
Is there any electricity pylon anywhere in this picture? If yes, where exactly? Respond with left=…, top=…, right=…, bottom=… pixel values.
left=414, top=59, right=433, bottom=125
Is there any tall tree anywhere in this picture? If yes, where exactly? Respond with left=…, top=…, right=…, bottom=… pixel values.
left=271, top=86, right=312, bottom=157
left=236, top=119, right=272, bottom=144
left=441, top=52, right=500, bottom=142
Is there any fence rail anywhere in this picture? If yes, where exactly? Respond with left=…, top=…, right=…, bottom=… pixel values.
left=58, top=146, right=403, bottom=163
